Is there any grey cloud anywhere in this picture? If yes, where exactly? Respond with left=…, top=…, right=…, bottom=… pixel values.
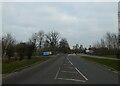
left=2, top=2, right=118, bottom=48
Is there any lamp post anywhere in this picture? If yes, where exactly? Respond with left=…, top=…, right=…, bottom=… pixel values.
left=117, top=8, right=120, bottom=58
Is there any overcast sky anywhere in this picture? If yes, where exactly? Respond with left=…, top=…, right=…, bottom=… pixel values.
left=2, top=2, right=118, bottom=48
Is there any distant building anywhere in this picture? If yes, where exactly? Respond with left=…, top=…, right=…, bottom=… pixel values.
left=85, top=49, right=93, bottom=54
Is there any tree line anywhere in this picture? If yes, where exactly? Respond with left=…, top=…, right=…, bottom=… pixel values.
left=1, top=31, right=119, bottom=63
left=91, top=32, right=119, bottom=58
left=72, top=44, right=85, bottom=53
left=1, top=30, right=71, bottom=63
left=71, top=32, right=119, bottom=59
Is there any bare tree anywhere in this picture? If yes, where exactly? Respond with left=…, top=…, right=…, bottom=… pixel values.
left=75, top=44, right=79, bottom=50
left=105, top=32, right=112, bottom=49
left=16, top=42, right=27, bottom=60
left=37, top=30, right=45, bottom=49
left=46, top=31, right=60, bottom=50
left=29, top=33, right=38, bottom=50
left=93, top=32, right=118, bottom=56
left=59, top=38, right=70, bottom=53
left=2, top=33, right=16, bottom=62
left=25, top=33, right=37, bottom=59
left=43, top=40, right=50, bottom=51
left=26, top=39, right=36, bottom=59
left=105, top=32, right=118, bottom=49
left=79, top=45, right=84, bottom=53
left=111, top=33, right=118, bottom=49
left=93, top=41, right=101, bottom=48
left=73, top=44, right=80, bottom=53
left=93, top=32, right=118, bottom=49
left=100, top=39, right=106, bottom=48
left=103, top=32, right=111, bottom=49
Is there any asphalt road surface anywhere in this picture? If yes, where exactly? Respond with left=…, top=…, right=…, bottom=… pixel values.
left=3, top=54, right=119, bottom=84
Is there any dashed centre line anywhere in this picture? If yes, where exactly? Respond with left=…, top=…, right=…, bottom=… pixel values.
left=54, top=67, right=61, bottom=80
left=61, top=71, right=78, bottom=74
left=62, top=67, right=74, bottom=69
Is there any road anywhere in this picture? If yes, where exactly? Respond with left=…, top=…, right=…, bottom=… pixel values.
left=3, top=54, right=119, bottom=84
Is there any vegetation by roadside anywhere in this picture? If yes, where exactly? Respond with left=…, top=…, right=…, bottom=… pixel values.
left=2, top=56, right=49, bottom=74
left=88, top=54, right=117, bottom=58
left=80, top=56, right=120, bottom=71
left=98, top=55, right=118, bottom=58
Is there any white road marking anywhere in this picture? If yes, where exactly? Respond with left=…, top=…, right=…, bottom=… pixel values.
left=63, top=67, right=74, bottom=69
left=67, top=56, right=88, bottom=81
left=75, top=67, right=88, bottom=80
left=67, top=57, right=88, bottom=80
left=113, top=71, right=118, bottom=74
left=63, top=64, right=69, bottom=65
left=66, top=57, right=73, bottom=65
left=61, top=71, right=78, bottom=73
left=54, top=67, right=61, bottom=80
left=55, top=57, right=88, bottom=82
left=57, top=78, right=86, bottom=82
left=69, top=61, right=74, bottom=65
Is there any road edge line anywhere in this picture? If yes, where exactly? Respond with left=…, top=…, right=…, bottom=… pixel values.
left=75, top=67, right=88, bottom=81
left=66, top=57, right=73, bottom=65
left=66, top=56, right=88, bottom=81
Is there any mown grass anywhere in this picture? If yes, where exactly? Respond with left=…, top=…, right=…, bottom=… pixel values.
left=90, top=54, right=116, bottom=58
left=80, top=56, right=120, bottom=71
left=2, top=56, right=49, bottom=74
left=101, top=55, right=116, bottom=58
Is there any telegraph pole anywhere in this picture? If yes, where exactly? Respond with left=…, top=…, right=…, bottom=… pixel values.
left=118, top=2, right=120, bottom=58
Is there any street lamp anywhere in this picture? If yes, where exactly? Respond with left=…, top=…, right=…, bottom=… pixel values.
left=117, top=10, right=120, bottom=58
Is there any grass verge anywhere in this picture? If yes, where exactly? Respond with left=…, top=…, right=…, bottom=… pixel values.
left=100, top=55, right=116, bottom=58
left=89, top=54, right=116, bottom=58
left=80, top=56, right=120, bottom=71
left=2, top=56, right=49, bottom=74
